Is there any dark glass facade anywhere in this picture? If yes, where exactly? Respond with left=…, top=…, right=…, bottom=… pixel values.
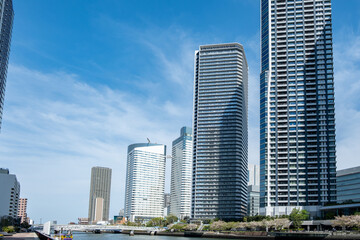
left=192, top=43, right=248, bottom=220
left=0, top=0, right=13, bottom=131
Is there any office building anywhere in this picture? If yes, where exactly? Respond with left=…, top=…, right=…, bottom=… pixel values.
left=248, top=164, right=260, bottom=186
left=170, top=126, right=193, bottom=219
left=337, top=166, right=360, bottom=204
left=192, top=43, right=248, bottom=220
left=248, top=185, right=260, bottom=216
left=260, top=0, right=336, bottom=217
left=0, top=0, right=14, bottom=130
left=17, top=198, right=28, bottom=223
left=124, top=143, right=166, bottom=222
left=88, top=166, right=112, bottom=223
left=0, top=168, right=20, bottom=218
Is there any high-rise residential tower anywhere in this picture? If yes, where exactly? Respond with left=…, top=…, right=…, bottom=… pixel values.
left=170, top=126, right=193, bottom=219
left=0, top=0, right=14, bottom=130
left=124, top=143, right=166, bottom=223
left=0, top=168, right=20, bottom=218
left=260, top=0, right=336, bottom=217
left=192, top=43, right=248, bottom=220
left=88, top=166, right=112, bottom=223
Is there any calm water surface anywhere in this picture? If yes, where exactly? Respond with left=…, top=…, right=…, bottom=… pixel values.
left=73, top=232, right=235, bottom=240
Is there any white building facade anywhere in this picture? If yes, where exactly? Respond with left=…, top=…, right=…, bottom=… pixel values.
left=0, top=168, right=20, bottom=218
left=248, top=164, right=260, bottom=186
left=170, top=127, right=193, bottom=219
left=124, top=143, right=166, bottom=222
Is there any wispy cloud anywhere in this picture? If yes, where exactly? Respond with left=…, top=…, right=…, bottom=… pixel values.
left=333, top=28, right=360, bottom=170
left=0, top=63, right=192, bottom=223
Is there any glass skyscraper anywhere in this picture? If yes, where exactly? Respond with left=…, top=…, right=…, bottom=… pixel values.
left=260, top=0, right=336, bottom=217
left=170, top=126, right=193, bottom=219
left=0, top=0, right=14, bottom=130
left=192, top=43, right=248, bottom=220
left=124, top=143, right=166, bottom=222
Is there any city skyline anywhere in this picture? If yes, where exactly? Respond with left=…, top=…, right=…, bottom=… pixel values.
left=0, top=0, right=359, bottom=224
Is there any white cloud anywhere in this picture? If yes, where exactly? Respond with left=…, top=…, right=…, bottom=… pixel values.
left=333, top=30, right=360, bottom=170
left=0, top=64, right=191, bottom=224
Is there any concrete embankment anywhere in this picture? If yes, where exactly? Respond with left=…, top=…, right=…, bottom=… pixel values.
left=122, top=230, right=360, bottom=240
left=4, top=233, right=38, bottom=240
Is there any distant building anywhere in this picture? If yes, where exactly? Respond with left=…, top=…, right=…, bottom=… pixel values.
left=248, top=164, right=260, bottom=186
left=0, top=168, right=20, bottom=218
left=88, top=166, right=112, bottom=223
left=192, top=43, right=248, bottom=220
left=247, top=164, right=260, bottom=216
left=77, top=218, right=89, bottom=225
left=124, top=143, right=166, bottom=223
left=0, top=0, right=14, bottom=131
left=164, top=193, right=171, bottom=217
left=248, top=185, right=260, bottom=216
left=337, top=166, right=360, bottom=204
left=17, top=198, right=28, bottom=223
left=170, top=127, right=192, bottom=219
left=118, top=208, right=124, bottom=217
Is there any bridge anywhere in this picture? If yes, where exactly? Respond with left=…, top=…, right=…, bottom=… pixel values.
left=33, top=224, right=163, bottom=232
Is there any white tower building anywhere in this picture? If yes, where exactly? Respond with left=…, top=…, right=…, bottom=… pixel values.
left=170, top=127, right=193, bottom=219
left=124, top=143, right=166, bottom=222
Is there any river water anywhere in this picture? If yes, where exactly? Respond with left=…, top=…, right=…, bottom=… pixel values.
left=73, top=232, right=227, bottom=240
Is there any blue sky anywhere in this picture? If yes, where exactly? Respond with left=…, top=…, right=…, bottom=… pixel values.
left=0, top=0, right=360, bottom=224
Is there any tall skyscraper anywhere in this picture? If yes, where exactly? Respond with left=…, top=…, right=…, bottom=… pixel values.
left=0, top=0, right=14, bottom=130
left=88, top=166, right=112, bottom=223
left=124, top=143, right=166, bottom=222
left=0, top=168, right=20, bottom=218
left=260, top=0, right=336, bottom=217
left=192, top=43, right=248, bottom=220
left=170, top=126, right=193, bottom=219
left=17, top=198, right=28, bottom=223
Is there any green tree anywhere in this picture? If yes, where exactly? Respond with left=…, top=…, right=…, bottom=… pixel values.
left=20, top=221, right=31, bottom=229
left=289, top=208, right=309, bottom=229
left=165, top=215, right=178, bottom=225
left=146, top=217, right=165, bottom=227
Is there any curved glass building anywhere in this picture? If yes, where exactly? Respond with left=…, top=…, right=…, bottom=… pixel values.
left=124, top=143, right=166, bottom=222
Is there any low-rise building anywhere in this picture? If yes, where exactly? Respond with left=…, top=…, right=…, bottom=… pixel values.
left=337, top=166, right=360, bottom=204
